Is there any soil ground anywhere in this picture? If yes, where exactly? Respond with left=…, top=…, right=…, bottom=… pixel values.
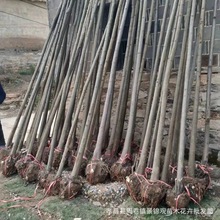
left=0, top=51, right=220, bottom=220
left=0, top=173, right=220, bottom=220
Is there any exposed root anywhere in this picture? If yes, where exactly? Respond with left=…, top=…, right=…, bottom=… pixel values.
left=86, top=160, right=109, bottom=185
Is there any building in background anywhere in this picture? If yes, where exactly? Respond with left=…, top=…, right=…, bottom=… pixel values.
left=144, top=0, right=220, bottom=70
left=47, top=0, right=220, bottom=70
left=0, top=0, right=49, bottom=50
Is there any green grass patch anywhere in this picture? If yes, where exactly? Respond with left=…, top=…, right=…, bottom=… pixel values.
left=0, top=206, right=39, bottom=220
left=119, top=196, right=215, bottom=220
left=1, top=176, right=218, bottom=220
left=3, top=177, right=38, bottom=198
left=41, top=196, right=105, bottom=220
left=18, top=65, right=35, bottom=76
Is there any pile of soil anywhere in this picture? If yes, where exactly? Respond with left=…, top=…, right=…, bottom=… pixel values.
left=82, top=181, right=128, bottom=207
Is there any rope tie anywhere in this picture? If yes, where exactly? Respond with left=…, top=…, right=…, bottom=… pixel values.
left=184, top=185, right=202, bottom=208
left=118, top=154, right=132, bottom=164
left=197, top=164, right=212, bottom=189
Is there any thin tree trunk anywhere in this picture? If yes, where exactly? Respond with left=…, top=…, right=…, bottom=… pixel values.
left=56, top=1, right=117, bottom=178
left=54, top=29, right=106, bottom=177
left=56, top=0, right=96, bottom=149
left=81, top=0, right=121, bottom=159
left=140, top=0, right=169, bottom=147
left=203, top=0, right=217, bottom=164
left=108, top=0, right=139, bottom=156
left=147, top=102, right=161, bottom=168
left=9, top=1, right=67, bottom=154
left=136, top=0, right=179, bottom=175
left=151, top=0, right=159, bottom=69
left=161, top=0, right=192, bottom=182
left=120, top=0, right=148, bottom=160
left=93, top=0, right=131, bottom=160
left=188, top=0, right=205, bottom=177
left=175, top=0, right=197, bottom=195
left=6, top=1, right=63, bottom=148
left=80, top=0, right=105, bottom=137
left=150, top=0, right=184, bottom=181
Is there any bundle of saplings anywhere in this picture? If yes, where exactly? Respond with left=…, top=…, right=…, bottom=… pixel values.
left=1, top=0, right=217, bottom=210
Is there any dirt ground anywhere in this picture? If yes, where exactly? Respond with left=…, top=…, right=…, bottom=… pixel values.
left=0, top=51, right=220, bottom=220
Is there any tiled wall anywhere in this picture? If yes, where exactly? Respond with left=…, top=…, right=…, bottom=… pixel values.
left=145, top=0, right=220, bottom=70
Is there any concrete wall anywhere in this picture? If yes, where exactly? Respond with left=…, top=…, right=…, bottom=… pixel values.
left=0, top=0, right=49, bottom=50
left=47, top=0, right=60, bottom=27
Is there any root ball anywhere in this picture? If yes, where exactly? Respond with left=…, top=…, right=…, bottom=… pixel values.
left=38, top=169, right=49, bottom=189
left=44, top=173, right=61, bottom=196
left=25, top=161, right=42, bottom=183
left=140, top=180, right=170, bottom=208
left=86, top=160, right=109, bottom=185
left=166, top=189, right=190, bottom=210
left=110, top=161, right=132, bottom=182
left=182, top=177, right=208, bottom=203
left=59, top=176, right=82, bottom=199
left=2, top=154, right=21, bottom=177
left=126, top=173, right=146, bottom=202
